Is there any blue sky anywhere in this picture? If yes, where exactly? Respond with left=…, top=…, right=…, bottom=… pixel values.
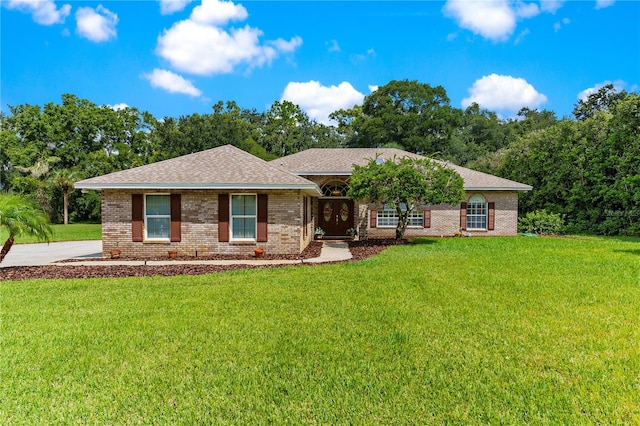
left=2, top=0, right=639, bottom=124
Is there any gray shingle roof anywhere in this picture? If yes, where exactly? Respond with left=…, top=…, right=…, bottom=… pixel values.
left=75, top=145, right=320, bottom=193
left=272, top=148, right=532, bottom=191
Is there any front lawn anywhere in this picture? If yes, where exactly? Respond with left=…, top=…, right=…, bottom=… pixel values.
left=1, top=237, right=638, bottom=424
left=0, top=223, right=101, bottom=243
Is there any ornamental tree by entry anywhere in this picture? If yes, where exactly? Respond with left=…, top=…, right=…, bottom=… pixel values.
left=349, top=156, right=465, bottom=240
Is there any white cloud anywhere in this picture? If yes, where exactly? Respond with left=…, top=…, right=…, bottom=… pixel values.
left=281, top=81, right=365, bottom=125
left=144, top=68, right=202, bottom=97
left=368, top=85, right=379, bottom=93
left=514, top=28, right=530, bottom=44
left=462, top=74, right=548, bottom=114
left=444, top=0, right=571, bottom=41
left=270, top=36, right=303, bottom=53
left=595, top=0, right=615, bottom=9
left=577, top=80, right=625, bottom=102
left=190, top=0, right=247, bottom=25
left=326, top=39, right=340, bottom=52
left=515, top=2, right=540, bottom=18
left=7, top=0, right=70, bottom=25
left=159, top=0, right=193, bottom=15
left=554, top=17, right=570, bottom=32
left=76, top=5, right=118, bottom=42
left=443, top=0, right=516, bottom=41
left=111, top=103, right=129, bottom=111
left=158, top=21, right=269, bottom=74
left=156, top=0, right=302, bottom=76
left=350, top=48, right=376, bottom=63
left=540, top=0, right=564, bottom=13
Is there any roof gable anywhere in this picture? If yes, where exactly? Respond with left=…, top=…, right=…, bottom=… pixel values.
left=272, top=148, right=532, bottom=191
left=75, top=145, right=319, bottom=191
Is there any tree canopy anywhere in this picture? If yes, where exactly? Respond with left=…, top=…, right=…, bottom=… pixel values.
left=349, top=156, right=465, bottom=239
left=472, top=92, right=640, bottom=235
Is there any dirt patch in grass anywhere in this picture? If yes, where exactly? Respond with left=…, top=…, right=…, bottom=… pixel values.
left=0, top=240, right=405, bottom=282
left=348, top=238, right=407, bottom=260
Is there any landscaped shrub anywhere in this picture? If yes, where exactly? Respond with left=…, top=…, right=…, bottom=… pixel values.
left=518, top=209, right=565, bottom=235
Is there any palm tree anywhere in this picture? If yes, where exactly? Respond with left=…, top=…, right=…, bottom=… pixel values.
left=51, top=170, right=79, bottom=225
left=0, top=194, right=53, bottom=264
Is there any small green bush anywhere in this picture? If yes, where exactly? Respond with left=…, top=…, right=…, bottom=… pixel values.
left=518, top=209, right=565, bottom=235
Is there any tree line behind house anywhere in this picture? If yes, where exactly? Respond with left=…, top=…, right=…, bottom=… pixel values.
left=1, top=81, right=638, bottom=236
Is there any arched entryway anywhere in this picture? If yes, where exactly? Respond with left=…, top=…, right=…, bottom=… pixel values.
left=318, top=181, right=354, bottom=237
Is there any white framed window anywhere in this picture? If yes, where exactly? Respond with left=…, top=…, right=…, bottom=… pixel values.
left=145, top=194, right=170, bottom=240
left=377, top=204, right=423, bottom=228
left=467, top=194, right=487, bottom=230
left=231, top=194, right=257, bottom=240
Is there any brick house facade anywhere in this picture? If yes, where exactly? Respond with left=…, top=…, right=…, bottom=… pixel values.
left=100, top=189, right=315, bottom=258
left=76, top=145, right=531, bottom=258
left=275, top=149, right=530, bottom=241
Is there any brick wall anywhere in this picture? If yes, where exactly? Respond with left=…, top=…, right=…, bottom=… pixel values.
left=101, top=189, right=310, bottom=258
left=365, top=191, right=520, bottom=238
left=305, top=176, right=518, bottom=238
left=303, top=174, right=521, bottom=239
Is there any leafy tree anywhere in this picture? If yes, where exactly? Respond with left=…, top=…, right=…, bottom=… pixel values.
left=476, top=91, right=640, bottom=236
left=4, top=94, right=156, bottom=223
left=349, top=156, right=465, bottom=239
left=573, top=83, right=627, bottom=121
left=506, top=107, right=558, bottom=138
left=262, top=100, right=312, bottom=156
left=50, top=169, right=80, bottom=225
left=149, top=101, right=267, bottom=161
left=0, top=194, right=52, bottom=264
left=355, top=80, right=462, bottom=155
left=11, top=154, right=60, bottom=219
left=448, top=103, right=509, bottom=165
left=329, top=105, right=363, bottom=146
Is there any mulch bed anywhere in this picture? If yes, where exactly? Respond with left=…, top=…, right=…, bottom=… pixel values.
left=0, top=239, right=406, bottom=282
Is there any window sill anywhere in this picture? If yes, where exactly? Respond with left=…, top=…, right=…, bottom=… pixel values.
left=143, top=239, right=171, bottom=244
left=377, top=225, right=424, bottom=229
left=229, top=240, right=257, bottom=245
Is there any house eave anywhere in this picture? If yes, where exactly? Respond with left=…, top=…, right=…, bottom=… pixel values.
left=75, top=182, right=322, bottom=195
left=292, top=171, right=352, bottom=176
left=464, top=186, right=532, bottom=191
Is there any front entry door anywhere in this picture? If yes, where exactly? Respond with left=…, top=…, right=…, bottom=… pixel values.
left=319, top=199, right=354, bottom=236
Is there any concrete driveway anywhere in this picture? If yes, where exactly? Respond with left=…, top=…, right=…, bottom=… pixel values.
left=0, top=241, right=102, bottom=268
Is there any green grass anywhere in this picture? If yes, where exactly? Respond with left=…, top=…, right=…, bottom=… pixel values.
left=1, top=237, right=638, bottom=424
left=0, top=223, right=101, bottom=244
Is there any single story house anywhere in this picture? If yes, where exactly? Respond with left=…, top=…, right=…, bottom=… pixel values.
left=75, top=145, right=532, bottom=258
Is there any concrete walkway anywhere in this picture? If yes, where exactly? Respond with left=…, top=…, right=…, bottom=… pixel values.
left=1, top=241, right=102, bottom=268
left=305, top=241, right=352, bottom=263
left=1, top=240, right=351, bottom=267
